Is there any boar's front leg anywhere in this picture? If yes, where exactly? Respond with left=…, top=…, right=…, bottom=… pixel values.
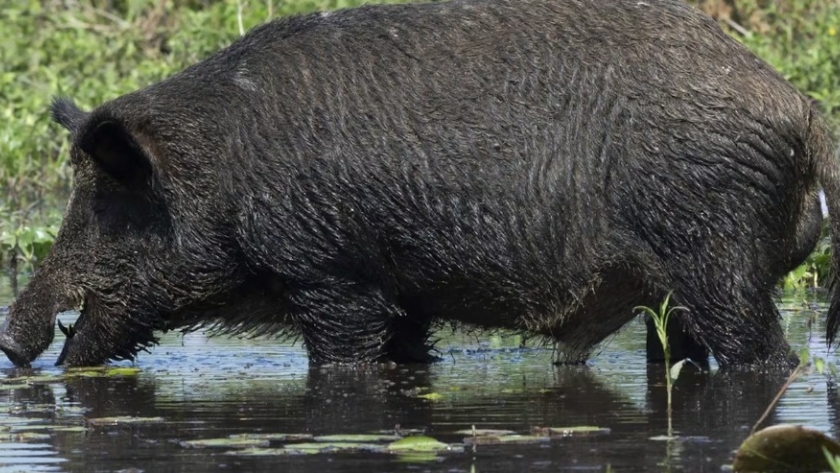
left=286, top=284, right=435, bottom=364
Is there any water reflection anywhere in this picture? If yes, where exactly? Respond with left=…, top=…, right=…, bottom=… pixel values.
left=0, top=292, right=835, bottom=472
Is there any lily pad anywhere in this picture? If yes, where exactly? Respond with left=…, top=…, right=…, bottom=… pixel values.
left=8, top=424, right=54, bottom=432
left=228, top=433, right=313, bottom=442
left=223, top=447, right=290, bottom=456
left=313, top=434, right=402, bottom=443
left=0, top=384, right=29, bottom=391
left=386, top=435, right=456, bottom=453
left=531, top=426, right=611, bottom=437
left=87, top=416, right=165, bottom=427
left=2, top=374, right=63, bottom=384
left=463, top=434, right=550, bottom=446
left=282, top=442, right=387, bottom=455
left=733, top=424, right=840, bottom=472
left=68, top=367, right=141, bottom=378
left=181, top=437, right=270, bottom=449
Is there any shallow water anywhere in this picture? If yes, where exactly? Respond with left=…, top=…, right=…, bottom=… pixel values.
left=0, top=283, right=837, bottom=472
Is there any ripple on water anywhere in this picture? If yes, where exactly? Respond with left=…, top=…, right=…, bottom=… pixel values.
left=0, top=290, right=835, bottom=472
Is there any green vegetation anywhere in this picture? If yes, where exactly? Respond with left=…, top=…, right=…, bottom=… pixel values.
left=1, top=0, right=839, bottom=287
left=635, top=292, right=686, bottom=439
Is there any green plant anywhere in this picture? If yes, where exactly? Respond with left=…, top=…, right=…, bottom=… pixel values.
left=825, top=446, right=840, bottom=473
left=635, top=291, right=687, bottom=439
left=711, top=0, right=840, bottom=129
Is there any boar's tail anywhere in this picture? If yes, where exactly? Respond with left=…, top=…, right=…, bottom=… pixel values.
left=810, top=105, right=840, bottom=347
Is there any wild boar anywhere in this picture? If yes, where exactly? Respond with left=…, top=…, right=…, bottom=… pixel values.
left=1, top=0, right=838, bottom=369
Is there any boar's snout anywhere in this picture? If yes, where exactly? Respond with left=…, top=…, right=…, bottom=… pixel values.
left=0, top=325, right=33, bottom=368
left=0, top=278, right=65, bottom=368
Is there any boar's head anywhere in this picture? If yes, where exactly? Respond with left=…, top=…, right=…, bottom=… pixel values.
left=0, top=96, right=243, bottom=368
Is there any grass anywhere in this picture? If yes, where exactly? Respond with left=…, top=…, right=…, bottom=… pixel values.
left=1, top=0, right=839, bottom=282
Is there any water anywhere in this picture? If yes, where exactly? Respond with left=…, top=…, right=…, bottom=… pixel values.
left=0, top=282, right=837, bottom=473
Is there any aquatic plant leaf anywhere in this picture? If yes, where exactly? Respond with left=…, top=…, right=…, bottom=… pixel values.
left=733, top=424, right=840, bottom=472
left=670, top=359, right=687, bottom=381
left=228, top=433, right=313, bottom=442
left=223, top=447, right=290, bottom=456
left=531, top=426, right=611, bottom=437
left=0, top=384, right=29, bottom=391
left=87, top=416, right=165, bottom=427
left=181, top=437, right=270, bottom=449
left=417, top=392, right=443, bottom=401
left=314, top=434, right=402, bottom=443
left=283, top=442, right=387, bottom=455
left=463, top=434, right=550, bottom=446
left=386, top=435, right=454, bottom=453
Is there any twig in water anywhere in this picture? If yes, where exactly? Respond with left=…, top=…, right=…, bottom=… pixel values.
left=751, top=363, right=809, bottom=435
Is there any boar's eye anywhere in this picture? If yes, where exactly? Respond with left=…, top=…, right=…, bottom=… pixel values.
left=79, top=120, right=154, bottom=188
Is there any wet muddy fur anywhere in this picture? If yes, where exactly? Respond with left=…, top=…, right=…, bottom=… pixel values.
left=1, top=0, right=839, bottom=369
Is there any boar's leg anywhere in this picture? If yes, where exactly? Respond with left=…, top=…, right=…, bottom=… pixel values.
left=550, top=265, right=652, bottom=364
left=644, top=315, right=709, bottom=366
left=644, top=189, right=822, bottom=367
left=288, top=284, right=433, bottom=364
left=666, top=268, right=797, bottom=369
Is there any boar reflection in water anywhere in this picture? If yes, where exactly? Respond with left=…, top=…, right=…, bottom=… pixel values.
left=0, top=0, right=838, bottom=370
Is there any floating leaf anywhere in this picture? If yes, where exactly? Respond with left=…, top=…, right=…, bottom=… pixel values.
left=87, top=416, right=165, bottom=427
left=181, top=437, right=270, bottom=449
left=223, top=447, right=290, bottom=456
left=417, top=392, right=443, bottom=401
left=228, top=433, right=313, bottom=442
left=282, top=442, right=387, bottom=455
left=50, top=426, right=88, bottom=433
left=386, top=436, right=455, bottom=453
left=463, top=434, right=550, bottom=446
left=0, top=384, right=29, bottom=391
left=531, top=426, right=611, bottom=437
left=314, top=434, right=401, bottom=443
left=733, top=424, right=840, bottom=472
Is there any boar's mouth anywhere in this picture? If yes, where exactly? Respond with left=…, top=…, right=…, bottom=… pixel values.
left=54, top=291, right=88, bottom=367
left=52, top=290, right=162, bottom=368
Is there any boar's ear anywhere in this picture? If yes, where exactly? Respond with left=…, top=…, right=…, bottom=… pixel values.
left=50, top=97, right=89, bottom=134
left=78, top=118, right=155, bottom=186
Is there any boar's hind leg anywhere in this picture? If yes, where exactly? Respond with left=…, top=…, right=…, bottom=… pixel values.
left=667, top=271, right=796, bottom=369
left=289, top=285, right=434, bottom=365
left=645, top=315, right=710, bottom=366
